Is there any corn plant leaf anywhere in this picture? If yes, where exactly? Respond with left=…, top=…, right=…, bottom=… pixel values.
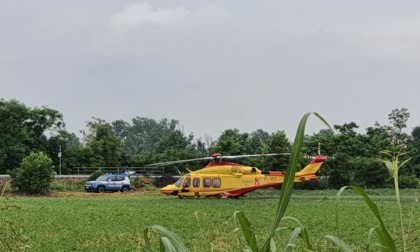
left=269, top=238, right=277, bottom=252
left=160, top=237, right=177, bottom=252
left=281, top=216, right=313, bottom=251
left=367, top=227, right=388, bottom=250
left=234, top=211, right=258, bottom=252
left=324, top=235, right=353, bottom=252
left=284, top=227, right=301, bottom=252
left=144, top=225, right=190, bottom=252
left=337, top=186, right=396, bottom=252
left=261, top=112, right=333, bottom=251
left=300, top=226, right=313, bottom=251
left=373, top=227, right=392, bottom=251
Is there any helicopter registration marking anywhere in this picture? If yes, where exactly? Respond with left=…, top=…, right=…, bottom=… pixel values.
left=264, top=176, right=280, bottom=181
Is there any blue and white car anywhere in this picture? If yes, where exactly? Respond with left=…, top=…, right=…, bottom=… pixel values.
left=85, top=173, right=132, bottom=193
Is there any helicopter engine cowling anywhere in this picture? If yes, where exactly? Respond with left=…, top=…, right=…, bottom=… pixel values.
left=235, top=166, right=259, bottom=175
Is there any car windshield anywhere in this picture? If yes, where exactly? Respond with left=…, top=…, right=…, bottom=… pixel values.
left=96, top=175, right=108, bottom=181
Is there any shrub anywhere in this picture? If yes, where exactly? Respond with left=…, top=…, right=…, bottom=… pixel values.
left=398, top=175, right=419, bottom=189
left=10, top=152, right=55, bottom=194
left=132, top=175, right=156, bottom=191
left=294, top=177, right=329, bottom=190
left=50, top=180, right=85, bottom=192
left=352, top=158, right=388, bottom=188
left=87, top=170, right=104, bottom=181
left=152, top=174, right=178, bottom=188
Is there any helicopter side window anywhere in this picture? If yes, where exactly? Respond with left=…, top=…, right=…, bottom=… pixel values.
left=183, top=178, right=191, bottom=188
left=212, top=178, right=221, bottom=188
left=193, top=178, right=200, bottom=188
left=203, top=178, right=211, bottom=188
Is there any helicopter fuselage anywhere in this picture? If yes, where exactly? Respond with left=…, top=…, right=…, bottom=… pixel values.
left=160, top=156, right=326, bottom=198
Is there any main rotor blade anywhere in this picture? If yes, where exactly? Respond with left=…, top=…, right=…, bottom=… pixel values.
left=221, top=153, right=290, bottom=159
left=144, top=157, right=213, bottom=167
left=143, top=153, right=290, bottom=167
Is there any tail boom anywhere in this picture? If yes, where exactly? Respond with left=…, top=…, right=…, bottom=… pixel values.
left=295, top=155, right=327, bottom=181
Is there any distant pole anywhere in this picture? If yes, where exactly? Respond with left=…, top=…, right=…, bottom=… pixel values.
left=58, top=145, right=62, bottom=175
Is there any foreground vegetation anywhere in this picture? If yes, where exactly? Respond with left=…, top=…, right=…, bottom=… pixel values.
left=0, top=189, right=419, bottom=251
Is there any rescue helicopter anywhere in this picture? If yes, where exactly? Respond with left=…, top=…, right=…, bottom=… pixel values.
left=148, top=149, right=330, bottom=199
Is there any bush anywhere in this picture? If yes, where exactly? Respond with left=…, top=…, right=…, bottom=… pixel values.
left=398, top=175, right=419, bottom=189
left=10, top=152, right=55, bottom=194
left=50, top=180, right=85, bottom=192
left=87, top=170, right=104, bottom=181
left=352, top=158, right=388, bottom=188
left=152, top=174, right=178, bottom=188
left=132, top=175, right=156, bottom=191
left=294, top=177, right=329, bottom=190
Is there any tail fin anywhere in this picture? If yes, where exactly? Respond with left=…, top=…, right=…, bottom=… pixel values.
left=295, top=156, right=327, bottom=180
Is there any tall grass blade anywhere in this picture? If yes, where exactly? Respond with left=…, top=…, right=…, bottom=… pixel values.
left=324, top=235, right=353, bottom=252
left=143, top=225, right=190, bottom=252
left=261, top=112, right=333, bottom=251
left=336, top=186, right=396, bottom=252
left=234, top=211, right=259, bottom=251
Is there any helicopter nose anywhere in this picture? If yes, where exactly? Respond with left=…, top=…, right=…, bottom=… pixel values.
left=160, top=185, right=178, bottom=195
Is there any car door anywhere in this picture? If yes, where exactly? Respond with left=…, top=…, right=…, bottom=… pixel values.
left=114, top=175, right=125, bottom=190
left=106, top=175, right=118, bottom=190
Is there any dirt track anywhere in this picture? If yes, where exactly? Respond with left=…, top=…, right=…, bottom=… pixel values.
left=3, top=190, right=162, bottom=198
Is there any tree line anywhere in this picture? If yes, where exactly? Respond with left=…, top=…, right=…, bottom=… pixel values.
left=1, top=98, right=419, bottom=188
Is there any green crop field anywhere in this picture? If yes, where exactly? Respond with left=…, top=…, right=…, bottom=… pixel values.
left=1, top=188, right=419, bottom=251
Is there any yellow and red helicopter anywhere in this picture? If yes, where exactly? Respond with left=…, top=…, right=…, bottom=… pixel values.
left=148, top=150, right=330, bottom=199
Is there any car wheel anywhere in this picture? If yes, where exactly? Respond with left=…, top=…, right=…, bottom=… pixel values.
left=121, top=187, right=129, bottom=193
left=97, top=186, right=105, bottom=193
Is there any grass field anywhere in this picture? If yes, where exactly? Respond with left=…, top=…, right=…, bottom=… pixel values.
left=1, top=188, right=419, bottom=251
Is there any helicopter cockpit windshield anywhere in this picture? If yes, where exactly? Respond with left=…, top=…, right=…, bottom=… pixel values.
left=174, top=174, right=190, bottom=187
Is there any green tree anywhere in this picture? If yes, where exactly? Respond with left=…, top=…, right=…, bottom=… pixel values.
left=153, top=130, right=199, bottom=172
left=10, top=152, right=55, bottom=194
left=208, top=129, right=249, bottom=155
left=0, top=99, right=64, bottom=173
left=406, top=126, right=420, bottom=178
left=114, top=117, right=191, bottom=158
left=45, top=130, right=81, bottom=174
left=388, top=108, right=410, bottom=139
left=352, top=157, right=389, bottom=188
left=0, top=99, right=30, bottom=172
left=262, top=130, right=291, bottom=171
left=83, top=118, right=123, bottom=167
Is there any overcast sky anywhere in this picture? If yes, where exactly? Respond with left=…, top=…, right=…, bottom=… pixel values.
left=1, top=1, right=420, bottom=141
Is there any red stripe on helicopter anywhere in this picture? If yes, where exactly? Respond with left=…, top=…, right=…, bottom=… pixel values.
left=268, top=171, right=284, bottom=176
left=310, top=156, right=327, bottom=163
left=222, top=182, right=284, bottom=196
